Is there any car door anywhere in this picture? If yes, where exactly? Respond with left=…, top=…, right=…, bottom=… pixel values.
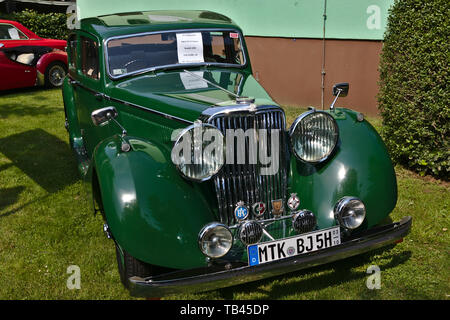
left=0, top=47, right=37, bottom=90
left=72, top=32, right=106, bottom=157
left=0, top=23, right=37, bottom=90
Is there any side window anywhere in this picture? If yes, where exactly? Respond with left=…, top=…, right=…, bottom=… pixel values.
left=68, top=34, right=77, bottom=70
left=80, top=36, right=99, bottom=79
left=0, top=24, right=28, bottom=40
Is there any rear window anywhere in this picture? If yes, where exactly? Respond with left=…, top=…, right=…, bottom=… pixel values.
left=106, top=30, right=245, bottom=78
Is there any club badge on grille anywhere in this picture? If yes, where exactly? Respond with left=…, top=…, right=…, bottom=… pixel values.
left=252, top=202, right=266, bottom=218
left=271, top=199, right=284, bottom=216
left=287, top=193, right=300, bottom=211
left=234, top=201, right=249, bottom=221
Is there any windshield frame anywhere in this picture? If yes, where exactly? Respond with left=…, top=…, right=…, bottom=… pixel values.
left=103, top=28, right=248, bottom=80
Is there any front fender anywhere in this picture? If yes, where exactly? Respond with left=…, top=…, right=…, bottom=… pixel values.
left=289, top=108, right=397, bottom=230
left=93, top=136, right=216, bottom=269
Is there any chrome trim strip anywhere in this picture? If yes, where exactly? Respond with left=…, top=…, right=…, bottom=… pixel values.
left=68, top=75, right=193, bottom=125
left=103, top=28, right=248, bottom=80
left=105, top=95, right=194, bottom=125
left=202, top=104, right=282, bottom=120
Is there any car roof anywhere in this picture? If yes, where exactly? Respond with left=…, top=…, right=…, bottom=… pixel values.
left=0, top=19, right=40, bottom=38
left=79, top=10, right=242, bottom=39
left=0, top=19, right=20, bottom=24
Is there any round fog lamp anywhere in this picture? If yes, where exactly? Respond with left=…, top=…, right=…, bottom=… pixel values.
left=334, top=197, right=366, bottom=229
left=239, top=220, right=263, bottom=245
left=198, top=223, right=233, bottom=258
left=292, top=210, right=317, bottom=234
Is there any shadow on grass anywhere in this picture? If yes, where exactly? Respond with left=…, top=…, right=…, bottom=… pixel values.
left=0, top=103, right=60, bottom=118
left=0, top=86, right=53, bottom=97
left=0, top=128, right=78, bottom=194
left=0, top=186, right=25, bottom=211
left=0, top=87, right=61, bottom=118
left=216, top=245, right=411, bottom=299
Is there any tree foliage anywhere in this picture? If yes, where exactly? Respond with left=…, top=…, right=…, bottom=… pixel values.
left=13, top=9, right=69, bottom=40
left=378, top=0, right=449, bottom=180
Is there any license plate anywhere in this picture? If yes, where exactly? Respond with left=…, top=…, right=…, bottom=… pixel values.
left=247, top=226, right=341, bottom=266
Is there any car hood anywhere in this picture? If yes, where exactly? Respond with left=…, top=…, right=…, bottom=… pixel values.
left=107, top=69, right=277, bottom=123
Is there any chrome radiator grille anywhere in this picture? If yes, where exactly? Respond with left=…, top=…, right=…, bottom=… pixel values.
left=207, top=108, right=287, bottom=225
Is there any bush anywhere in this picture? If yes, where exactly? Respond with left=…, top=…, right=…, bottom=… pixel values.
left=378, top=0, right=449, bottom=180
left=13, top=9, right=69, bottom=40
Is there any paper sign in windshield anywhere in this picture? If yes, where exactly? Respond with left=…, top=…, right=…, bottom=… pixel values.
left=176, top=32, right=204, bottom=64
left=179, top=71, right=208, bottom=90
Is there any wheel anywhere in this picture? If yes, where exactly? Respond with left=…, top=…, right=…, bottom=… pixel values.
left=115, top=243, right=176, bottom=290
left=115, top=244, right=154, bottom=289
left=45, top=61, right=67, bottom=88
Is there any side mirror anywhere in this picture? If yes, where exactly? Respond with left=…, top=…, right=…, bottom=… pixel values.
left=91, top=106, right=118, bottom=126
left=332, top=82, right=349, bottom=97
left=330, top=83, right=349, bottom=111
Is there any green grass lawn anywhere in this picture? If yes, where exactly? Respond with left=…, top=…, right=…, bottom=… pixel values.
left=0, top=88, right=448, bottom=299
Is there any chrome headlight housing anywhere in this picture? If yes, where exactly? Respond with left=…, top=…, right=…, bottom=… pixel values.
left=289, top=111, right=339, bottom=163
left=198, top=222, right=233, bottom=258
left=334, top=197, right=366, bottom=229
left=171, top=122, right=224, bottom=182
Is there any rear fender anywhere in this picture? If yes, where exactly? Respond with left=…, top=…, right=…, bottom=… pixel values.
left=92, top=135, right=216, bottom=269
left=36, top=51, right=67, bottom=75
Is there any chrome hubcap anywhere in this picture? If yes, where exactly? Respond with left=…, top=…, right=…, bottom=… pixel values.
left=49, top=65, right=65, bottom=86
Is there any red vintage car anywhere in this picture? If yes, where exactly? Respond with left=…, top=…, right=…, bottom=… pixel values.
left=0, top=19, right=68, bottom=90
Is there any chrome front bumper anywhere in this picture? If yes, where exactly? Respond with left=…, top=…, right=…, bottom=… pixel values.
left=128, top=216, right=412, bottom=297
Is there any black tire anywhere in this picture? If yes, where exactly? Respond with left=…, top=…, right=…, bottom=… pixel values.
left=45, top=61, right=67, bottom=88
left=115, top=244, right=154, bottom=289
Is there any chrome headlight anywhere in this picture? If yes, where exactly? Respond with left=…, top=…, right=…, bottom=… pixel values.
left=198, top=223, right=233, bottom=258
left=171, top=122, right=224, bottom=182
left=289, top=111, right=339, bottom=163
left=334, top=197, right=366, bottom=229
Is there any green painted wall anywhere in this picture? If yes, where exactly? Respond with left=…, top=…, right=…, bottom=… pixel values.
left=77, top=0, right=394, bottom=40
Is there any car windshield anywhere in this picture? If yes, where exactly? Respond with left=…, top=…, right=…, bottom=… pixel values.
left=106, top=30, right=245, bottom=78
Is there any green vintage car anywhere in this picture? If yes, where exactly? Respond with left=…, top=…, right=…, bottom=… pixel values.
left=62, top=10, right=412, bottom=297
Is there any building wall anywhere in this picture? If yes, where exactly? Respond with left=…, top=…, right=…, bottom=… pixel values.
left=246, top=37, right=383, bottom=115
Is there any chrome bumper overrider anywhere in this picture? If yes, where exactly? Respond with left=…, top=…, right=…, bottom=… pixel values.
left=128, top=216, right=412, bottom=297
